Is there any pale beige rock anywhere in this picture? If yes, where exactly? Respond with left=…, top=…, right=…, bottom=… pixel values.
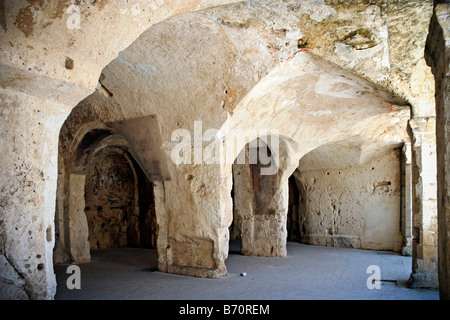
left=0, top=0, right=446, bottom=300
left=425, top=2, right=450, bottom=296
left=0, top=0, right=242, bottom=299
left=295, top=148, right=404, bottom=252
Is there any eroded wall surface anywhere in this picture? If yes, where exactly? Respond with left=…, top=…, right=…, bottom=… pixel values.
left=85, top=149, right=137, bottom=250
left=56, top=0, right=432, bottom=284
left=426, top=1, right=450, bottom=299
left=0, top=0, right=241, bottom=300
left=0, top=0, right=442, bottom=299
left=294, top=148, right=403, bottom=252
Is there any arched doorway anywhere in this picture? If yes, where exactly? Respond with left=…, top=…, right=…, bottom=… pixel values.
left=55, top=128, right=158, bottom=264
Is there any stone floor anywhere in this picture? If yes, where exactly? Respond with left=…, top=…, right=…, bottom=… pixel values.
left=54, top=242, right=439, bottom=300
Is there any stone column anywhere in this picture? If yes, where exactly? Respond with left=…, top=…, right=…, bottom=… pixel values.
left=238, top=171, right=289, bottom=258
left=402, top=142, right=413, bottom=256
left=163, top=158, right=232, bottom=278
left=233, top=143, right=298, bottom=258
left=0, top=88, right=72, bottom=299
left=408, top=117, right=439, bottom=288
left=153, top=181, right=169, bottom=273
left=425, top=1, right=450, bottom=299
left=68, top=174, right=90, bottom=264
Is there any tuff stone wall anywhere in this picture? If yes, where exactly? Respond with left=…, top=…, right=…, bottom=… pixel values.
left=408, top=117, right=439, bottom=288
left=0, top=0, right=241, bottom=300
left=293, top=148, right=404, bottom=252
left=56, top=0, right=425, bottom=279
left=84, top=147, right=157, bottom=251
left=425, top=0, right=450, bottom=299
left=0, top=88, right=69, bottom=300
left=0, top=0, right=443, bottom=299
left=85, top=149, right=137, bottom=250
left=231, top=144, right=288, bottom=257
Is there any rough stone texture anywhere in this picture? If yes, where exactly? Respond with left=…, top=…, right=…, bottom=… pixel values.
left=68, top=173, right=89, bottom=263
left=0, top=0, right=444, bottom=299
left=408, top=117, right=439, bottom=289
left=208, top=0, right=435, bottom=116
left=386, top=0, right=436, bottom=118
left=232, top=145, right=288, bottom=257
left=0, top=0, right=241, bottom=300
left=85, top=149, right=138, bottom=250
left=0, top=254, right=29, bottom=300
left=55, top=0, right=429, bottom=285
left=0, top=0, right=243, bottom=105
left=220, top=51, right=410, bottom=259
left=294, top=148, right=403, bottom=252
left=402, top=143, right=414, bottom=256
left=55, top=127, right=158, bottom=265
left=0, top=87, right=68, bottom=300
left=425, top=1, right=450, bottom=299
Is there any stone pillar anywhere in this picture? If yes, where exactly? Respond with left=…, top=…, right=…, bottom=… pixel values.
left=232, top=148, right=286, bottom=257
left=163, top=160, right=232, bottom=278
left=238, top=171, right=289, bottom=258
left=408, top=117, right=439, bottom=288
left=153, top=181, right=169, bottom=273
left=68, top=174, right=90, bottom=264
left=232, top=141, right=298, bottom=258
left=425, top=1, right=450, bottom=299
left=402, top=142, right=414, bottom=256
left=0, top=88, right=72, bottom=299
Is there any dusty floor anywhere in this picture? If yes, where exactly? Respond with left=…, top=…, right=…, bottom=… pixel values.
left=54, top=242, right=439, bottom=300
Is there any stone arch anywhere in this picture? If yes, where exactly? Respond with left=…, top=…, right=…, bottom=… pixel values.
left=218, top=52, right=410, bottom=160
left=218, top=51, right=411, bottom=259
left=51, top=2, right=431, bottom=283
left=54, top=126, right=158, bottom=264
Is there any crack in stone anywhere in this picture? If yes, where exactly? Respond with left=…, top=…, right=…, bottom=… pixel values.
left=2, top=252, right=31, bottom=300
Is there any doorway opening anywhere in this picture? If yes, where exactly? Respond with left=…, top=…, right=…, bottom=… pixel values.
left=286, top=175, right=301, bottom=243
left=54, top=128, right=159, bottom=266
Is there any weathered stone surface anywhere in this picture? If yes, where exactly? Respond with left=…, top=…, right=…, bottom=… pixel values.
left=232, top=149, right=289, bottom=257
left=425, top=1, right=450, bottom=298
left=294, top=148, right=403, bottom=251
left=0, top=0, right=445, bottom=299
left=54, top=1, right=422, bottom=282
left=85, top=150, right=136, bottom=250
left=0, top=0, right=243, bottom=104
left=408, top=117, right=439, bottom=289
left=0, top=254, right=29, bottom=300
left=220, top=50, right=411, bottom=258
left=0, top=87, right=70, bottom=300
left=0, top=0, right=242, bottom=300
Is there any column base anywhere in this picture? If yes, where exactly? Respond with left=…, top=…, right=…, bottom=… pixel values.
left=408, top=272, right=439, bottom=289
left=167, top=265, right=226, bottom=279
